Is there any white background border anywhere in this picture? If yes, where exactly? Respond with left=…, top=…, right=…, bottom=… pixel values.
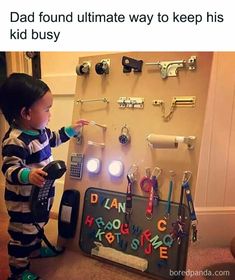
left=0, top=0, right=234, bottom=51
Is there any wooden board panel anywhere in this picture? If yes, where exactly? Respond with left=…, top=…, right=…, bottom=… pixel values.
left=62, top=52, right=212, bottom=249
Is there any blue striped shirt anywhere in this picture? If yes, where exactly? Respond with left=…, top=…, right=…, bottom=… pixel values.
left=1, top=126, right=76, bottom=224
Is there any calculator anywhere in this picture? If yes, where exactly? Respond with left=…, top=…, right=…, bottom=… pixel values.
left=69, top=153, right=84, bottom=179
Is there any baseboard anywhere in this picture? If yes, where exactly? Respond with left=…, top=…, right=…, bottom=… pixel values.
left=195, top=207, right=235, bottom=247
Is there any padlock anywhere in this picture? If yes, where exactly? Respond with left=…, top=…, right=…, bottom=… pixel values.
left=119, top=125, right=131, bottom=145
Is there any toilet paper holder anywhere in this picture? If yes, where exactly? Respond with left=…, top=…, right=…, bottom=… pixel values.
left=147, top=134, right=196, bottom=150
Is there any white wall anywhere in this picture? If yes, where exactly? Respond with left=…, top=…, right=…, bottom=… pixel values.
left=195, top=52, right=235, bottom=246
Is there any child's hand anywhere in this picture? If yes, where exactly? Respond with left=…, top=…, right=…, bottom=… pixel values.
left=29, top=169, right=48, bottom=187
left=72, top=119, right=89, bottom=133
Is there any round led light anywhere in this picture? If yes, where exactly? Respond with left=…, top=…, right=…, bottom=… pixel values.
left=108, top=160, right=124, bottom=177
left=86, top=158, right=101, bottom=174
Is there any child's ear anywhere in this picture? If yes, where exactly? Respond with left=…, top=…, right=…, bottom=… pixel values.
left=21, top=107, right=31, bottom=120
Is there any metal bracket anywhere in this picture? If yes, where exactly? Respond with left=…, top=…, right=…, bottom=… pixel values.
left=187, top=56, right=197, bottom=70
left=152, top=100, right=164, bottom=106
left=77, top=97, right=109, bottom=104
left=117, top=97, right=144, bottom=108
left=176, top=136, right=196, bottom=150
left=87, top=140, right=105, bottom=148
left=172, top=96, right=196, bottom=107
left=90, top=121, right=107, bottom=130
left=146, top=56, right=197, bottom=79
left=122, top=56, right=143, bottom=73
left=146, top=60, right=185, bottom=79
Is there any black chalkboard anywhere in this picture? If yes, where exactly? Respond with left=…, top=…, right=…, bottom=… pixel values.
left=80, top=187, right=190, bottom=280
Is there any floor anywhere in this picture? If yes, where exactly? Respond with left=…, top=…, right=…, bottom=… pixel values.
left=0, top=212, right=234, bottom=280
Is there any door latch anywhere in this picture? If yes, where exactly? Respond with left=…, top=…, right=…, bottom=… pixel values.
left=146, top=56, right=197, bottom=79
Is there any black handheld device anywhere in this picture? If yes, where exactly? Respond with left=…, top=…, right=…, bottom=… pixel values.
left=30, top=160, right=67, bottom=222
left=30, top=160, right=66, bottom=255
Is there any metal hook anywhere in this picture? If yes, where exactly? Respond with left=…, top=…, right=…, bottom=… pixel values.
left=127, top=164, right=138, bottom=183
left=151, top=166, right=161, bottom=178
left=182, top=171, right=192, bottom=184
left=128, top=163, right=138, bottom=176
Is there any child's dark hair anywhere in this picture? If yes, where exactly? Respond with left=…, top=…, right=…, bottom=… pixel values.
left=0, top=73, right=50, bottom=125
